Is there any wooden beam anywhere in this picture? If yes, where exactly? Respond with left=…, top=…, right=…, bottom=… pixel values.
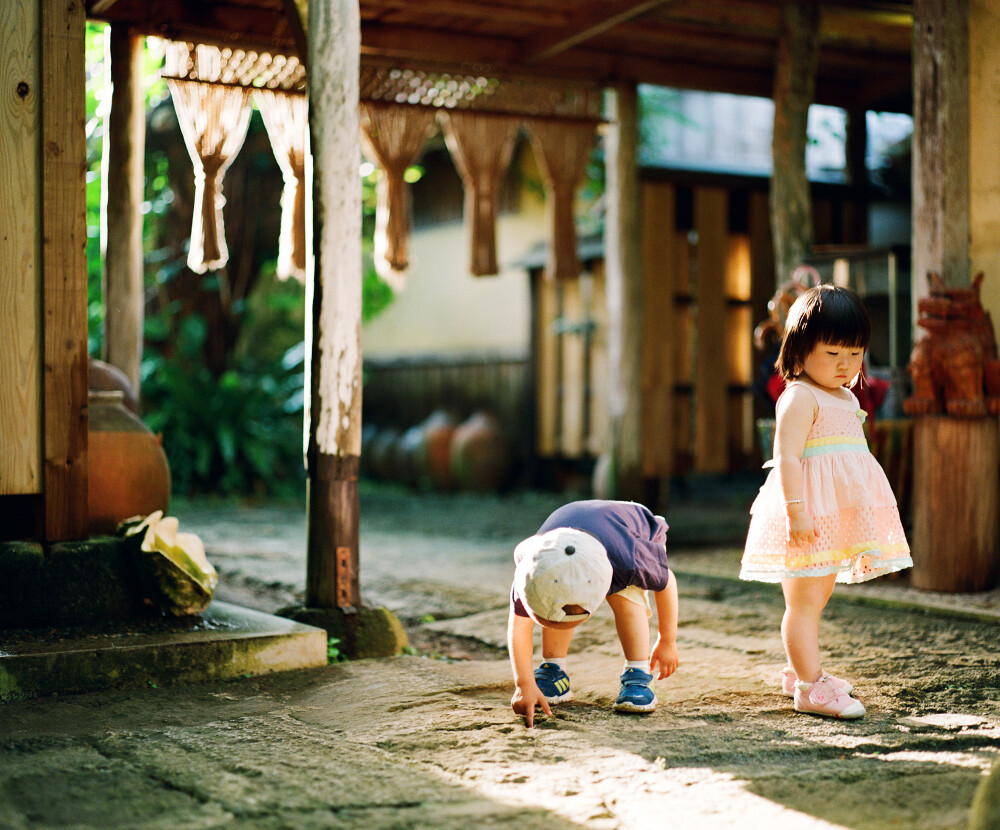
left=87, top=0, right=301, bottom=58
left=88, top=0, right=124, bottom=14
left=42, top=0, right=89, bottom=540
left=361, top=22, right=517, bottom=65
left=282, top=0, right=308, bottom=68
left=0, top=0, right=42, bottom=497
left=361, top=0, right=569, bottom=28
left=519, top=0, right=675, bottom=63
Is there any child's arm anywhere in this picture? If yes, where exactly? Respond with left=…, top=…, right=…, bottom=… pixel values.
left=507, top=607, right=551, bottom=728
left=774, top=385, right=818, bottom=547
left=649, top=568, right=680, bottom=679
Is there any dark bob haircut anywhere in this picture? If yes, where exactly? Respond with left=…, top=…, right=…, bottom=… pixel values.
left=776, top=284, right=871, bottom=382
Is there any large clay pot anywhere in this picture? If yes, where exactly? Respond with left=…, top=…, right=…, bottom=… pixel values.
left=88, top=391, right=171, bottom=535
left=88, top=357, right=139, bottom=414
left=419, top=410, right=458, bottom=490
left=449, top=411, right=512, bottom=492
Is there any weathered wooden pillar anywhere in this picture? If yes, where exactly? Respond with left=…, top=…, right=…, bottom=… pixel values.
left=305, top=0, right=363, bottom=610
left=770, top=2, right=820, bottom=284
left=908, top=0, right=1000, bottom=593
left=969, top=0, right=1000, bottom=313
left=102, top=25, right=146, bottom=396
left=601, top=82, right=644, bottom=502
left=42, top=0, right=89, bottom=541
left=1, top=0, right=43, bottom=511
left=912, top=417, right=999, bottom=591
left=285, top=0, right=406, bottom=657
left=912, top=0, right=970, bottom=300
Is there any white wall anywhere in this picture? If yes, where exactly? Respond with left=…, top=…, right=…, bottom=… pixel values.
left=362, top=192, right=546, bottom=359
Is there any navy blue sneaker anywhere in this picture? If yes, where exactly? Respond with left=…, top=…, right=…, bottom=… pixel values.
left=614, top=668, right=657, bottom=713
left=534, top=662, right=573, bottom=703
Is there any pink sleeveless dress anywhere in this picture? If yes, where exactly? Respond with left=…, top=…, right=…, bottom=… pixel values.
left=740, top=381, right=912, bottom=583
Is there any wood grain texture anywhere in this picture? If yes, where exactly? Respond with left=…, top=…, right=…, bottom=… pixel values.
left=640, top=181, right=675, bottom=478
left=41, top=0, right=89, bottom=540
left=694, top=186, right=728, bottom=473
left=912, top=416, right=999, bottom=592
left=0, top=0, right=42, bottom=496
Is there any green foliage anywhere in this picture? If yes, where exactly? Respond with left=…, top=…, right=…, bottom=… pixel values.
left=81, top=24, right=409, bottom=498
left=141, top=314, right=306, bottom=498
left=327, top=637, right=348, bottom=663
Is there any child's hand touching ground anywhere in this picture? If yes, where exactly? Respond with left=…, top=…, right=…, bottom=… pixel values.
left=649, top=637, right=679, bottom=679
left=511, top=683, right=552, bottom=728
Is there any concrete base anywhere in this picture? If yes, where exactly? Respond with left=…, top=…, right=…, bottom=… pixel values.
left=278, top=605, right=408, bottom=659
left=0, top=601, right=327, bottom=702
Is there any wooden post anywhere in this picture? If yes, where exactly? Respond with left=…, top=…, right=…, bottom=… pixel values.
left=305, top=0, right=363, bottom=609
left=969, top=0, right=1000, bottom=315
left=694, top=186, right=728, bottom=473
left=913, top=0, right=970, bottom=301
left=1, top=0, right=42, bottom=498
left=602, top=82, right=644, bottom=501
left=640, top=182, right=675, bottom=482
left=42, top=0, right=89, bottom=541
left=770, top=2, right=820, bottom=283
left=911, top=417, right=999, bottom=592
left=102, top=25, right=146, bottom=396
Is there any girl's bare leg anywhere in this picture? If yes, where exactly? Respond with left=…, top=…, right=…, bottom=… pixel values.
left=780, top=573, right=836, bottom=683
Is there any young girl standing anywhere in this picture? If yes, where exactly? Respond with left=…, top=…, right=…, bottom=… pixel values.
left=741, top=284, right=912, bottom=719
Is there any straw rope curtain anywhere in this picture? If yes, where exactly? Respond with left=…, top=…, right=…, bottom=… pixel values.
left=525, top=120, right=598, bottom=280
left=358, top=102, right=437, bottom=287
left=255, top=90, right=309, bottom=282
left=438, top=111, right=521, bottom=276
left=167, top=78, right=253, bottom=273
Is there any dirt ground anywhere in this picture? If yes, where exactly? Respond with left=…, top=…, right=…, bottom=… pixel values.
left=2, top=483, right=999, bottom=829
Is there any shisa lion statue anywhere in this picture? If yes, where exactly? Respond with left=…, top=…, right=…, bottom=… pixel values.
left=904, top=272, right=1000, bottom=418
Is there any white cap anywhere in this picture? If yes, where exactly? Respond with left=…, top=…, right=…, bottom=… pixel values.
left=512, top=527, right=612, bottom=622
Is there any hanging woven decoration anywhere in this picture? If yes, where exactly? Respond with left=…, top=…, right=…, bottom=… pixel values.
left=358, top=102, right=437, bottom=288
left=167, top=73, right=253, bottom=273
left=438, top=111, right=520, bottom=277
left=255, top=89, right=309, bottom=282
left=524, top=119, right=598, bottom=280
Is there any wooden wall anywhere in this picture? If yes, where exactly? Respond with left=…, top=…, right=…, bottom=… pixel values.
left=360, top=174, right=867, bottom=487
left=363, top=353, right=530, bottom=438
left=534, top=176, right=863, bottom=479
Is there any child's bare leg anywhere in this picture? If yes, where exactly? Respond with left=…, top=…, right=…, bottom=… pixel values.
left=541, top=625, right=575, bottom=660
left=780, top=574, right=837, bottom=683
left=606, top=593, right=650, bottom=662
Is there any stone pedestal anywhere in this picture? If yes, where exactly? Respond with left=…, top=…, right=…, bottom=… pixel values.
left=912, top=416, right=1000, bottom=592
left=278, top=604, right=408, bottom=659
